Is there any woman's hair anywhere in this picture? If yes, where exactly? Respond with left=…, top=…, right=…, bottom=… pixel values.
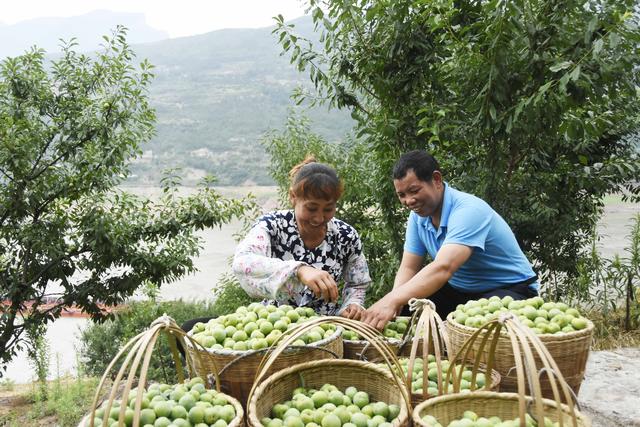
left=289, top=156, right=344, bottom=201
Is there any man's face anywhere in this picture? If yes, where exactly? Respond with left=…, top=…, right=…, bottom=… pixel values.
left=393, top=169, right=444, bottom=218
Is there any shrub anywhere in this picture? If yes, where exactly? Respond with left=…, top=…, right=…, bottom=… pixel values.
left=78, top=299, right=219, bottom=383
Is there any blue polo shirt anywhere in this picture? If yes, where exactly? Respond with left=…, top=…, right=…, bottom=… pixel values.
left=404, top=183, right=536, bottom=293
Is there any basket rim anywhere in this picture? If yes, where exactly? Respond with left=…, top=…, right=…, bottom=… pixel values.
left=445, top=312, right=594, bottom=341
left=412, top=390, right=591, bottom=426
left=248, top=359, right=411, bottom=427
left=186, top=324, right=343, bottom=356
left=343, top=336, right=403, bottom=344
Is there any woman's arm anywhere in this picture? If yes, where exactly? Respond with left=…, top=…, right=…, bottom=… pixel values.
left=231, top=224, right=305, bottom=301
left=337, top=244, right=372, bottom=318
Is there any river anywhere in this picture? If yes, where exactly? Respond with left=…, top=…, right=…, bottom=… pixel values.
left=2, top=190, right=639, bottom=384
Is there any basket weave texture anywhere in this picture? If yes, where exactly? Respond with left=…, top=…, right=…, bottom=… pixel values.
left=446, top=313, right=594, bottom=396
left=412, top=391, right=591, bottom=426
left=79, top=315, right=244, bottom=427
left=186, top=324, right=343, bottom=407
left=343, top=337, right=403, bottom=361
left=248, top=359, right=411, bottom=427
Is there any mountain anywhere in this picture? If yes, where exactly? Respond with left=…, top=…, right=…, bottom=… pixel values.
left=129, top=16, right=355, bottom=186
left=0, top=10, right=169, bottom=58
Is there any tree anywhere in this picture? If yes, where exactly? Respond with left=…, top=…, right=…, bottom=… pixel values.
left=0, top=27, right=252, bottom=372
left=274, top=0, right=640, bottom=299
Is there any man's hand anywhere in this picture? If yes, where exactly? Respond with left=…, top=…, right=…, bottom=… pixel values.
left=297, top=265, right=339, bottom=302
left=361, top=294, right=402, bottom=330
left=339, top=303, right=364, bottom=320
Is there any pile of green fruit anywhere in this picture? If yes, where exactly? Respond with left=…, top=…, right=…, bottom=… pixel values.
left=84, top=377, right=237, bottom=427
left=342, top=317, right=410, bottom=341
left=190, top=303, right=337, bottom=351
left=422, top=410, right=561, bottom=427
left=379, top=356, right=487, bottom=395
left=450, top=296, right=590, bottom=335
left=261, top=383, right=401, bottom=427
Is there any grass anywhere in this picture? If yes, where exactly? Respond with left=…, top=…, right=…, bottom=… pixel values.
left=0, top=375, right=100, bottom=427
left=586, top=307, right=640, bottom=350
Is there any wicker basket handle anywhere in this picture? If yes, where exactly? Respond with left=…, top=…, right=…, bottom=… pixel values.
left=402, top=299, right=455, bottom=399
left=246, top=316, right=413, bottom=415
left=448, top=313, right=581, bottom=427
left=86, top=314, right=223, bottom=427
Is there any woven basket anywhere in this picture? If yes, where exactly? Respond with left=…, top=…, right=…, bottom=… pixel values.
left=413, top=392, right=591, bottom=426
left=246, top=317, right=413, bottom=427
left=186, top=321, right=343, bottom=408
left=401, top=299, right=500, bottom=406
left=79, top=315, right=244, bottom=427
left=432, top=313, right=592, bottom=426
left=446, top=312, right=593, bottom=397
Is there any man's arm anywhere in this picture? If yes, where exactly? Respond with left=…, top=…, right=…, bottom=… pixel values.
left=361, top=243, right=473, bottom=330
left=393, top=252, right=424, bottom=289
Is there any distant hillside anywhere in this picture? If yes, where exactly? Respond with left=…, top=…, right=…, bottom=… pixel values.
left=129, top=16, right=355, bottom=186
left=0, top=10, right=168, bottom=58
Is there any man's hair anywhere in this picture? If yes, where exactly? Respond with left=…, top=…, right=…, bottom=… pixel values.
left=392, top=150, right=441, bottom=182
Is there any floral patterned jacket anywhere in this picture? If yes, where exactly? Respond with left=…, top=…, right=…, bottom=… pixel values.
left=231, top=210, right=372, bottom=315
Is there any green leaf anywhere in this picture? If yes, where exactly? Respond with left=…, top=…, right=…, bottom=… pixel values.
left=570, top=65, right=581, bottom=82
left=593, top=39, right=604, bottom=58
left=549, top=61, right=573, bottom=72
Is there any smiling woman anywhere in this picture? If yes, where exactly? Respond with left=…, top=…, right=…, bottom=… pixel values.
left=228, top=157, right=372, bottom=320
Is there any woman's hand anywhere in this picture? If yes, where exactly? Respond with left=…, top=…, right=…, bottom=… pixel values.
left=297, top=265, right=339, bottom=302
left=340, top=304, right=364, bottom=320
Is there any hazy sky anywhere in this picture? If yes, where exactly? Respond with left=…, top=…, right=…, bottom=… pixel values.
left=0, top=0, right=308, bottom=38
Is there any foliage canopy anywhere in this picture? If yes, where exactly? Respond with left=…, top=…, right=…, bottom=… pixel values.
left=0, top=28, right=252, bottom=371
left=273, top=0, right=640, bottom=297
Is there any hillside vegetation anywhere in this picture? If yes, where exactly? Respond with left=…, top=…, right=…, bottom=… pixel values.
left=129, top=16, right=354, bottom=185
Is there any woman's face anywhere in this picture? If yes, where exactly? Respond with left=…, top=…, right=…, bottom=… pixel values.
left=291, top=195, right=337, bottom=233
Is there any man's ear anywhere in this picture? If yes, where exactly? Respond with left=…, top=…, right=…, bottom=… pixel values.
left=432, top=170, right=443, bottom=188
left=289, top=189, right=296, bottom=206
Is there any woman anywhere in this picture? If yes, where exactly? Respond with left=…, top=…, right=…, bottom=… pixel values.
left=231, top=157, right=371, bottom=319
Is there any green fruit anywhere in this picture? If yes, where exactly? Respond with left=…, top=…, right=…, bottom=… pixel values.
left=350, top=412, right=369, bottom=427
left=371, top=402, right=388, bottom=419
left=154, top=417, right=172, bottom=427
left=387, top=404, right=400, bottom=420
left=321, top=413, right=342, bottom=427
left=345, top=387, right=358, bottom=399
left=352, top=391, right=369, bottom=408
left=178, top=394, right=196, bottom=411
left=311, top=391, right=329, bottom=408
left=328, top=390, right=344, bottom=406
left=571, top=317, right=588, bottom=330
left=139, top=408, right=157, bottom=425
left=170, top=406, right=187, bottom=420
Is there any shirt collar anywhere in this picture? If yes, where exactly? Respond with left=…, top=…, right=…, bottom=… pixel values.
left=419, top=182, right=451, bottom=233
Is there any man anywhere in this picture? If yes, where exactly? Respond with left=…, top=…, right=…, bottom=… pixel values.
left=361, top=150, right=538, bottom=329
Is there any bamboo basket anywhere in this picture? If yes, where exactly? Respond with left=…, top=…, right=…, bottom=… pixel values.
left=446, top=311, right=593, bottom=396
left=413, top=313, right=591, bottom=427
left=246, top=317, right=413, bottom=427
left=401, top=299, right=500, bottom=406
left=342, top=316, right=411, bottom=362
left=413, top=392, right=591, bottom=426
left=185, top=321, right=343, bottom=408
left=79, top=315, right=244, bottom=427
